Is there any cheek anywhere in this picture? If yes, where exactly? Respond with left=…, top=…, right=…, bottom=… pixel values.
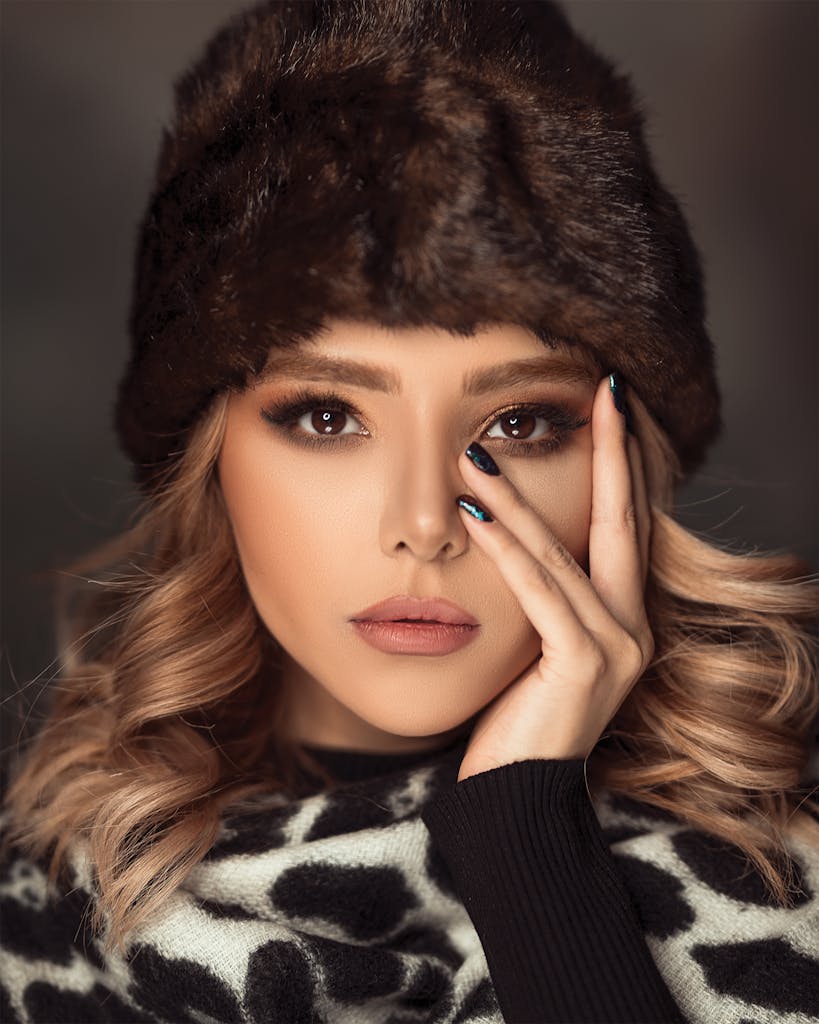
left=515, top=446, right=593, bottom=567
left=217, top=421, right=369, bottom=625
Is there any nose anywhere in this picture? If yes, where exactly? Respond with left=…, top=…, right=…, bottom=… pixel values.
left=379, top=434, right=470, bottom=562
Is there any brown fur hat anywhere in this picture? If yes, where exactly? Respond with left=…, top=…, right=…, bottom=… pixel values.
left=116, top=0, right=721, bottom=491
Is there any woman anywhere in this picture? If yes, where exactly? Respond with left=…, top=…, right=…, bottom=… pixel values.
left=1, top=2, right=817, bottom=1022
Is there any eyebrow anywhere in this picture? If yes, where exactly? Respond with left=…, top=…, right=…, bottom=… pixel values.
left=256, top=351, right=597, bottom=395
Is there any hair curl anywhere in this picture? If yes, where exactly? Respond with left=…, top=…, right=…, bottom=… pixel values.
left=2, top=374, right=818, bottom=954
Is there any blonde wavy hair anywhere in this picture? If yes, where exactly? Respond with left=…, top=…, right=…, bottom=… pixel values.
left=2, top=382, right=818, bottom=955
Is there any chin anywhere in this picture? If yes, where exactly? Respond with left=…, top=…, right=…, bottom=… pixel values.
left=349, top=698, right=481, bottom=744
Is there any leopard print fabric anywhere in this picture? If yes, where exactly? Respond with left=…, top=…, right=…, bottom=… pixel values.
left=1, top=741, right=818, bottom=1023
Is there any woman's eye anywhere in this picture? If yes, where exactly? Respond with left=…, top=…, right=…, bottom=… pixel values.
left=481, top=403, right=590, bottom=456
left=485, top=409, right=556, bottom=442
left=261, top=391, right=370, bottom=448
left=294, top=407, right=365, bottom=437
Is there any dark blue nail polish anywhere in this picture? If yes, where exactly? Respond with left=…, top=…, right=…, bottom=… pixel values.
left=608, top=372, right=636, bottom=435
left=608, top=372, right=627, bottom=415
left=465, top=441, right=501, bottom=476
left=456, top=494, right=494, bottom=522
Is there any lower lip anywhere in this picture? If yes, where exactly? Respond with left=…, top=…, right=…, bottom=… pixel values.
left=351, top=620, right=479, bottom=655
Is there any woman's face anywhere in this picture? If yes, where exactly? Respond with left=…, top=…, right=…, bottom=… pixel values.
left=218, top=320, right=599, bottom=753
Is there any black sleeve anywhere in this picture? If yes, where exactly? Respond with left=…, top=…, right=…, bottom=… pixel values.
left=420, top=757, right=686, bottom=1024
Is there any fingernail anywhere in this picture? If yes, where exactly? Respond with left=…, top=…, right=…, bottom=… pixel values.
left=465, top=441, right=501, bottom=475
left=608, top=372, right=627, bottom=415
left=608, top=372, right=635, bottom=435
left=456, top=494, right=494, bottom=522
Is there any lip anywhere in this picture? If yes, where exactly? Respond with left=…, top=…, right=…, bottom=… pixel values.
left=350, top=595, right=479, bottom=626
left=350, top=595, right=480, bottom=656
left=351, top=620, right=479, bottom=656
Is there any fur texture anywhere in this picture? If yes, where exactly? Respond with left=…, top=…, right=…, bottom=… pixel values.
left=115, top=0, right=722, bottom=491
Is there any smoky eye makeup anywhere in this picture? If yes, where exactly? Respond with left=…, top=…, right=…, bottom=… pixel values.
left=260, top=385, right=591, bottom=457
left=484, top=400, right=590, bottom=456
left=261, top=387, right=369, bottom=446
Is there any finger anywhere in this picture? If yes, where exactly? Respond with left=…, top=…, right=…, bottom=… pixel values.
left=588, top=374, right=644, bottom=633
left=627, top=432, right=651, bottom=591
left=457, top=446, right=621, bottom=640
left=455, top=497, right=596, bottom=665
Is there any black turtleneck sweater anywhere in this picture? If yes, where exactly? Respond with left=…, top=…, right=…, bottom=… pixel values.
left=300, top=738, right=685, bottom=1024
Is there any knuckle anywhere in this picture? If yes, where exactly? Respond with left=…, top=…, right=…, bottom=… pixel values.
left=620, top=629, right=654, bottom=679
left=620, top=633, right=644, bottom=676
left=536, top=532, right=576, bottom=573
left=591, top=504, right=638, bottom=535
left=579, top=636, right=607, bottom=679
left=641, top=627, right=656, bottom=668
left=523, top=558, right=555, bottom=591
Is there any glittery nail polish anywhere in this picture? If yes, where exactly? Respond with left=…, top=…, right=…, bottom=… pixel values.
left=608, top=372, right=635, bottom=435
left=456, top=495, right=494, bottom=522
left=465, top=441, right=501, bottom=475
left=608, top=372, right=627, bottom=415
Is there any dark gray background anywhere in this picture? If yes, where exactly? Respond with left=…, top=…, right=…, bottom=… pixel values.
left=3, top=1, right=818, bottom=759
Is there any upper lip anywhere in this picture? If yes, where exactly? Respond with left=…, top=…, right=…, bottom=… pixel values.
left=350, top=595, right=479, bottom=626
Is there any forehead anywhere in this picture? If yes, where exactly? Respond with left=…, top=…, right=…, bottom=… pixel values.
left=256, top=320, right=602, bottom=393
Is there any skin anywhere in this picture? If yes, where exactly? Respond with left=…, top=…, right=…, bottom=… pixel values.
left=217, top=318, right=652, bottom=768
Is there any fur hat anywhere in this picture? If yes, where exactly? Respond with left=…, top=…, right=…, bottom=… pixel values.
left=115, top=0, right=721, bottom=492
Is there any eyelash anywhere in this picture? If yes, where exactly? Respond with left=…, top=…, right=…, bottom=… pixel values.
left=260, top=387, right=590, bottom=457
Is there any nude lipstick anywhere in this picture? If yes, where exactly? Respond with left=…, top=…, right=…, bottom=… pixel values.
left=349, top=595, right=480, bottom=656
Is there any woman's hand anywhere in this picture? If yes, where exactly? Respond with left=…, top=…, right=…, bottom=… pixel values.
left=455, top=373, right=653, bottom=783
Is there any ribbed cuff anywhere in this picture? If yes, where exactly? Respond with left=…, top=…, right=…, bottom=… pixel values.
left=421, top=758, right=685, bottom=1024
